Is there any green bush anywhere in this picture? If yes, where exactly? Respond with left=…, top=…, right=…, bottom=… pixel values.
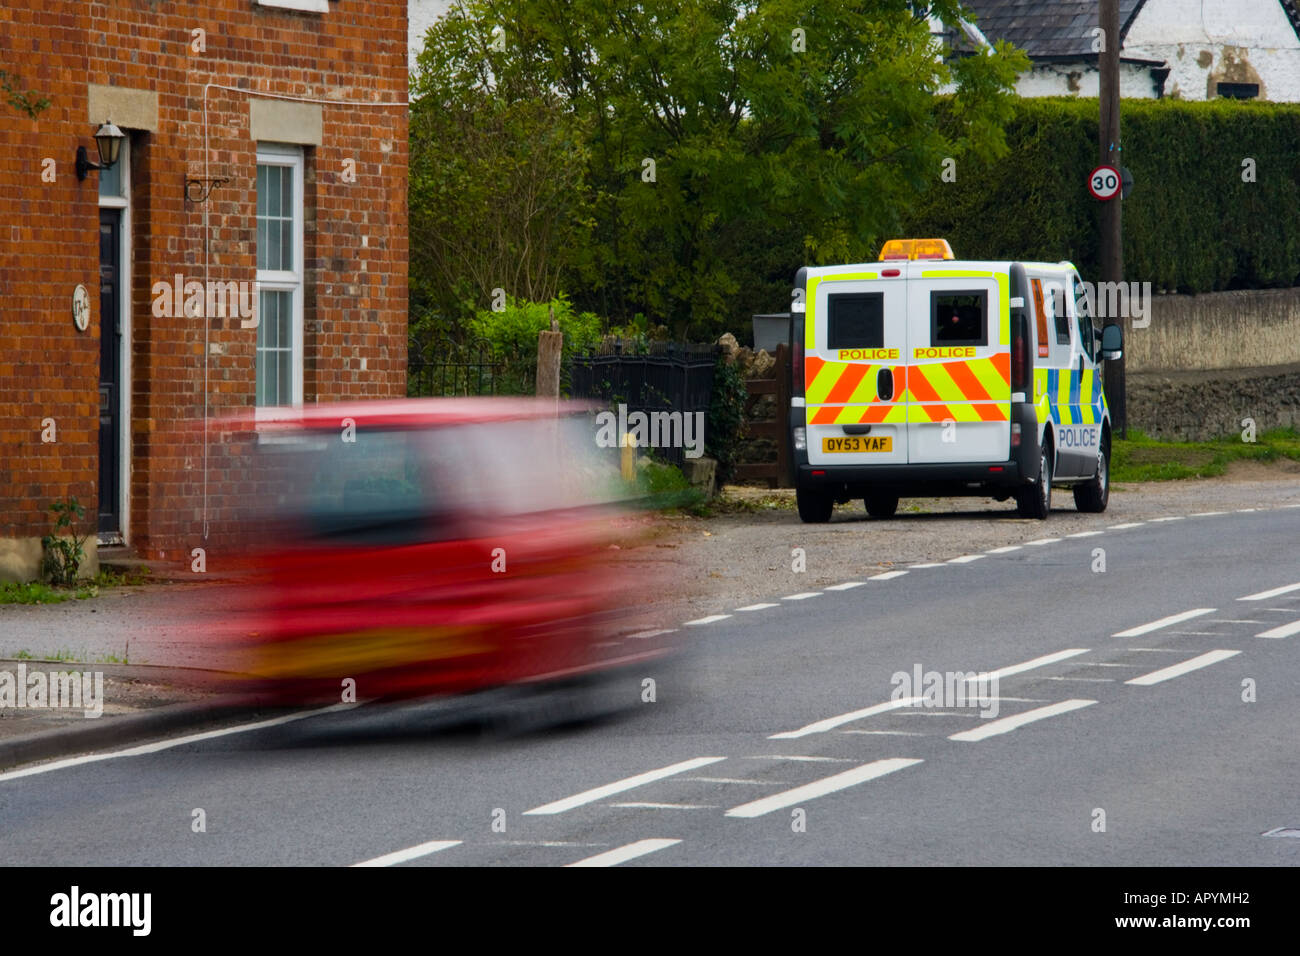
left=468, top=294, right=603, bottom=361
left=41, top=498, right=91, bottom=588
left=707, top=356, right=747, bottom=485
left=903, top=98, right=1300, bottom=293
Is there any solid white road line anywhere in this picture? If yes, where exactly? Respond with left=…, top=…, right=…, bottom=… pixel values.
left=868, top=570, right=908, bottom=580
left=1257, top=619, right=1300, bottom=639
left=523, top=757, right=725, bottom=815
left=684, top=614, right=731, bottom=626
left=948, top=699, right=1096, bottom=742
left=1126, top=649, right=1240, bottom=686
left=986, top=545, right=1022, bottom=554
left=782, top=592, right=821, bottom=601
left=0, top=703, right=355, bottom=784
left=963, top=647, right=1090, bottom=683
left=565, top=838, right=680, bottom=867
left=1112, top=608, right=1215, bottom=638
left=351, top=840, right=462, bottom=868
left=824, top=581, right=864, bottom=591
left=1150, top=516, right=1185, bottom=522
left=1107, top=522, right=1145, bottom=530
left=1191, top=511, right=1228, bottom=517
left=735, top=603, right=779, bottom=612
left=1025, top=538, right=1061, bottom=546
left=948, top=555, right=984, bottom=564
left=725, top=758, right=923, bottom=818
left=1238, top=582, right=1300, bottom=602
left=769, top=697, right=924, bottom=739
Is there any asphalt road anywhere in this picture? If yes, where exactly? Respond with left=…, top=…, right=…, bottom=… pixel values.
left=2, top=505, right=1299, bottom=866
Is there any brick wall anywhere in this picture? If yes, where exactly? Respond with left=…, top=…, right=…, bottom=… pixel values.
left=0, top=0, right=408, bottom=571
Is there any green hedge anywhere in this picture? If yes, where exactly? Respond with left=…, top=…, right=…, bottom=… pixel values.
left=903, top=98, right=1300, bottom=293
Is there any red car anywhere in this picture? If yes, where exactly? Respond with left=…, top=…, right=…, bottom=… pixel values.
left=205, top=398, right=672, bottom=712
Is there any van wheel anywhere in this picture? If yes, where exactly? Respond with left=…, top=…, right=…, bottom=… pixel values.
left=1073, top=443, right=1110, bottom=513
left=1017, top=445, right=1052, bottom=519
left=797, top=486, right=833, bottom=523
left=864, top=492, right=899, bottom=518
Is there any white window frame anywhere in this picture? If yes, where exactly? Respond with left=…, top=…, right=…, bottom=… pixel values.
left=254, top=144, right=304, bottom=413
left=255, top=0, right=330, bottom=12
left=98, top=138, right=131, bottom=543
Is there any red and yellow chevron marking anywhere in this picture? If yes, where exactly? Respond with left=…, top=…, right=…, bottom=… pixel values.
left=806, top=353, right=1010, bottom=423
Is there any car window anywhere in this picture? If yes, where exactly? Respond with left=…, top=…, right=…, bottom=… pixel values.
left=1073, top=278, right=1096, bottom=360
left=931, top=290, right=987, bottom=347
left=826, top=293, right=884, bottom=349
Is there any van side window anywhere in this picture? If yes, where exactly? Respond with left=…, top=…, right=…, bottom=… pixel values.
left=1050, top=286, right=1071, bottom=345
left=930, top=290, right=987, bottom=347
left=826, top=293, right=884, bottom=349
left=1073, top=279, right=1096, bottom=359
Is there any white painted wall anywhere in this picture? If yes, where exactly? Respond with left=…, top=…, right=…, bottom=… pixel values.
left=1124, top=0, right=1300, bottom=101
left=1016, top=61, right=1159, bottom=98
left=409, top=0, right=453, bottom=73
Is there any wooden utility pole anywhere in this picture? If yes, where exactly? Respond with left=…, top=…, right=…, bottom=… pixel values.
left=1099, top=0, right=1126, bottom=435
left=536, top=306, right=562, bottom=401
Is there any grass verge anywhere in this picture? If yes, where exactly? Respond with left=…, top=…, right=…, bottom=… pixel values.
left=1111, top=427, right=1300, bottom=482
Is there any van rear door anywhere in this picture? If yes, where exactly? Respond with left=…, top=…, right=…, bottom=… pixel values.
left=804, top=270, right=909, bottom=466
left=904, top=266, right=1011, bottom=464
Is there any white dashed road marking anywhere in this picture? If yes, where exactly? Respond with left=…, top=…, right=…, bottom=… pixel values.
left=566, top=839, right=681, bottom=867
left=769, top=697, right=925, bottom=739
left=824, top=582, right=865, bottom=591
left=352, top=840, right=461, bottom=867
left=1025, top=538, right=1061, bottom=546
left=910, top=562, right=946, bottom=568
left=1126, top=649, right=1240, bottom=685
left=1112, top=608, right=1215, bottom=638
left=948, top=555, right=984, bottom=564
left=948, top=699, right=1096, bottom=742
left=524, top=757, right=726, bottom=815
left=1066, top=531, right=1104, bottom=538
left=1107, top=522, right=1145, bottom=530
left=963, top=648, right=1090, bottom=683
left=735, top=603, right=779, bottom=612
left=684, top=614, right=732, bottom=626
left=782, top=592, right=821, bottom=601
left=986, top=546, right=1022, bottom=554
left=1257, top=619, right=1300, bottom=639
left=1239, top=582, right=1300, bottom=602
left=725, top=758, right=923, bottom=819
left=869, top=571, right=909, bottom=581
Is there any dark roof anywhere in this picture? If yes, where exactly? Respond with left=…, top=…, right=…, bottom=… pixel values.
left=959, top=0, right=1300, bottom=60
left=957, top=0, right=1146, bottom=59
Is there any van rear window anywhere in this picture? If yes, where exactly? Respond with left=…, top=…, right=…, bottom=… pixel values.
left=827, top=293, right=884, bottom=349
left=931, top=291, right=987, bottom=347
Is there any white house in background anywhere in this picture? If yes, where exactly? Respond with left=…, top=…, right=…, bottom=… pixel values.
left=949, top=0, right=1300, bottom=101
left=409, top=0, right=453, bottom=73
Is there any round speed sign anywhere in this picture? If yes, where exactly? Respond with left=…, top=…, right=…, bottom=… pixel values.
left=1088, top=165, right=1122, bottom=201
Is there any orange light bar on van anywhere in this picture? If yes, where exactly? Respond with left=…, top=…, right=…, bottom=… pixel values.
left=877, top=238, right=955, bottom=261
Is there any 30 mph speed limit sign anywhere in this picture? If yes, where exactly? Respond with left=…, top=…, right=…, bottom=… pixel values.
left=1088, top=165, right=1122, bottom=201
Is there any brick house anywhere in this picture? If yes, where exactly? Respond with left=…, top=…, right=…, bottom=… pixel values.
left=0, top=0, right=409, bottom=580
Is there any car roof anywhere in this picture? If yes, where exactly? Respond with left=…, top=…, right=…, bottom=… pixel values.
left=224, top=397, right=592, bottom=431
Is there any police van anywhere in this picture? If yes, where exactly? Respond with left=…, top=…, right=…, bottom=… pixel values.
left=788, top=238, right=1123, bottom=522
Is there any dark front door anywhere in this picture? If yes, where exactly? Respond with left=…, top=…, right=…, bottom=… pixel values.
left=98, top=209, right=122, bottom=537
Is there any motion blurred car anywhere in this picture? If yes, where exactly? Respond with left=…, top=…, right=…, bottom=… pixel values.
left=208, top=398, right=672, bottom=713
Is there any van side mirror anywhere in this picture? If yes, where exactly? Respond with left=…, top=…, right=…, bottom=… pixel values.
left=1100, top=323, right=1123, bottom=361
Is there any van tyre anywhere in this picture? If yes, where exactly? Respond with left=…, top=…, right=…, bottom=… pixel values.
left=1017, top=445, right=1052, bottom=519
left=1073, top=442, right=1110, bottom=513
left=864, top=492, right=899, bottom=518
left=797, top=486, right=833, bottom=523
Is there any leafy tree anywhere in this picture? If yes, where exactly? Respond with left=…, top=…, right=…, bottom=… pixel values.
left=412, top=0, right=1027, bottom=341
